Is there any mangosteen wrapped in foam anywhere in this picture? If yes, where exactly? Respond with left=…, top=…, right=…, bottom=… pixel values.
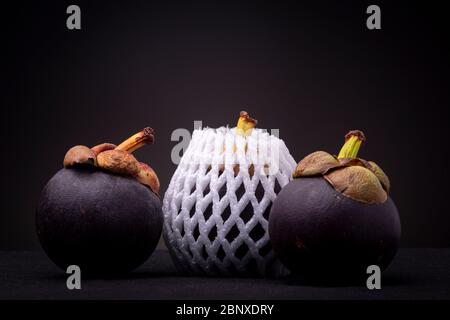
left=163, top=112, right=297, bottom=276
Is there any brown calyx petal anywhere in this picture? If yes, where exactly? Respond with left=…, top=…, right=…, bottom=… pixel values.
left=337, top=157, right=370, bottom=168
left=96, top=150, right=140, bottom=176
left=91, top=143, right=117, bottom=156
left=337, top=158, right=390, bottom=193
left=136, top=162, right=160, bottom=195
left=367, top=161, right=390, bottom=193
left=293, top=151, right=340, bottom=178
left=63, top=145, right=97, bottom=168
left=324, top=166, right=387, bottom=204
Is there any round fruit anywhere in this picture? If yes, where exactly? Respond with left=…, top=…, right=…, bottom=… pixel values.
left=37, top=168, right=162, bottom=275
left=36, top=128, right=162, bottom=276
left=163, top=112, right=297, bottom=276
left=269, top=130, right=401, bottom=282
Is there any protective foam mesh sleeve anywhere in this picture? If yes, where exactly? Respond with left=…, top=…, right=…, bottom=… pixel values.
left=163, top=127, right=297, bottom=276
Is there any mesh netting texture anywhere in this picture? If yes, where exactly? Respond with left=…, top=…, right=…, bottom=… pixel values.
left=163, top=127, right=296, bottom=277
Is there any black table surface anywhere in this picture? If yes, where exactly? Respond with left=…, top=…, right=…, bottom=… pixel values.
left=1, top=249, right=449, bottom=300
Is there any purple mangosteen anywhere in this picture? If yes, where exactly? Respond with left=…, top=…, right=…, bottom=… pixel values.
left=36, top=128, right=162, bottom=276
left=269, top=130, right=401, bottom=282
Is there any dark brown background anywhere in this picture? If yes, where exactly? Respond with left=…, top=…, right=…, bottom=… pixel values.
left=2, top=0, right=449, bottom=249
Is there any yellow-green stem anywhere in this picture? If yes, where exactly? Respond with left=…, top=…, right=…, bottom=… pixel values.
left=337, top=131, right=365, bottom=159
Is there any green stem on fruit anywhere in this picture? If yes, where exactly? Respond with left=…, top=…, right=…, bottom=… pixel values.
left=337, top=130, right=366, bottom=159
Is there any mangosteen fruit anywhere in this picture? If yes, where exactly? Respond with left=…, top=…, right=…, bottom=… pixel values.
left=269, top=130, right=401, bottom=282
left=163, top=111, right=296, bottom=277
left=36, top=128, right=163, bottom=276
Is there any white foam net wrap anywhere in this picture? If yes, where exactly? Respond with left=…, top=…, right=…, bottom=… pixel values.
left=163, top=127, right=296, bottom=276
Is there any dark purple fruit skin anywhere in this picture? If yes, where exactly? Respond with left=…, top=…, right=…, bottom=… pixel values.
left=36, top=167, right=163, bottom=276
left=269, top=177, right=401, bottom=280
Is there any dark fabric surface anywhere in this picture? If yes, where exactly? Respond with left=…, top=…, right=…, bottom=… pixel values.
left=0, top=249, right=449, bottom=300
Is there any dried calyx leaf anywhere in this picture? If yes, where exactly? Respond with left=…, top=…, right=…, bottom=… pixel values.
left=293, top=130, right=390, bottom=204
left=293, top=151, right=340, bottom=177
left=91, top=143, right=117, bottom=156
left=136, top=162, right=160, bottom=193
left=324, top=166, right=387, bottom=204
left=62, top=127, right=160, bottom=195
left=63, top=145, right=97, bottom=167
left=367, top=161, right=390, bottom=193
left=97, top=149, right=140, bottom=176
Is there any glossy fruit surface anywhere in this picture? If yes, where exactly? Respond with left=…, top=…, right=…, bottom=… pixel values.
left=269, top=177, right=401, bottom=281
left=36, top=167, right=163, bottom=275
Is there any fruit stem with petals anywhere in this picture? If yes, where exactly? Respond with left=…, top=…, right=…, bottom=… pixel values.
left=236, top=111, right=257, bottom=136
left=337, top=130, right=366, bottom=159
